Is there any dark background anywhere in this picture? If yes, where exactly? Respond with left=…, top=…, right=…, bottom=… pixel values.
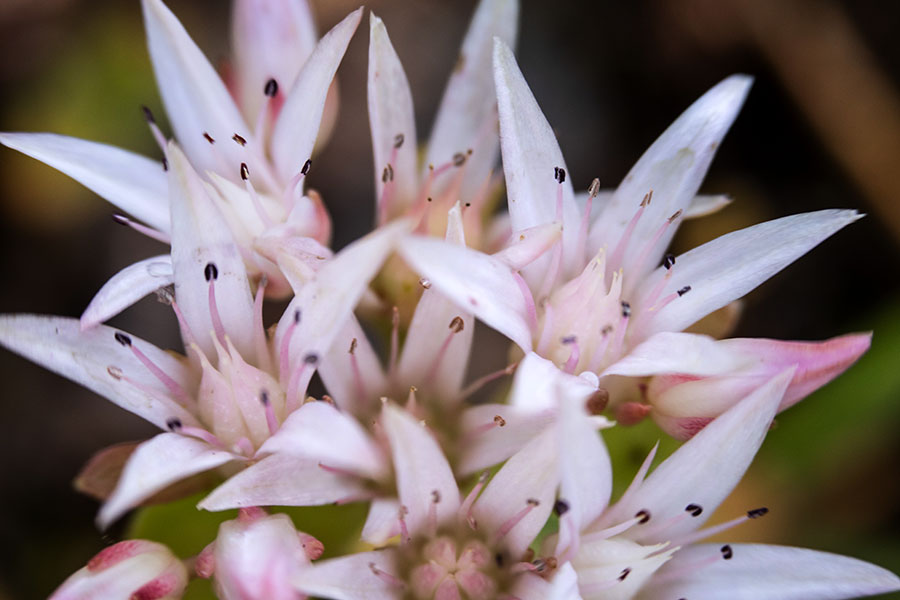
left=0, top=0, right=898, bottom=597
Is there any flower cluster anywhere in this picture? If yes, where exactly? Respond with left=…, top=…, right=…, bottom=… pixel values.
left=1, top=0, right=897, bottom=599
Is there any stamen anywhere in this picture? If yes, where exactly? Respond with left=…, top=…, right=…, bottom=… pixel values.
left=252, top=276, right=271, bottom=372
left=240, top=163, right=274, bottom=227
left=608, top=191, right=651, bottom=273
left=495, top=498, right=540, bottom=542
left=232, top=133, right=247, bottom=146
left=459, top=470, right=490, bottom=528
left=255, top=78, right=279, bottom=136
left=398, top=505, right=411, bottom=543
left=368, top=562, right=405, bottom=588
left=630, top=209, right=682, bottom=279
left=140, top=105, right=168, bottom=152
left=465, top=414, right=507, bottom=439
left=428, top=489, right=441, bottom=535
left=669, top=507, right=769, bottom=548
left=166, top=418, right=224, bottom=448
left=347, top=338, right=367, bottom=404
left=581, top=515, right=644, bottom=543
left=260, top=390, right=279, bottom=435
left=203, top=132, right=215, bottom=144
left=111, top=214, right=170, bottom=244
left=576, top=178, right=600, bottom=267
left=116, top=332, right=193, bottom=408
left=425, top=316, right=466, bottom=384
left=561, top=335, right=580, bottom=374
left=458, top=361, right=518, bottom=401
left=205, top=263, right=227, bottom=347
left=286, top=353, right=318, bottom=412
left=647, top=285, right=691, bottom=314
left=278, top=309, right=301, bottom=382
left=512, top=271, right=538, bottom=331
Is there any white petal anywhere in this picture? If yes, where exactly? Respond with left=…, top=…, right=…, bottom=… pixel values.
left=231, top=0, right=318, bottom=123
left=399, top=235, right=533, bottom=351
left=0, top=315, right=198, bottom=430
left=142, top=0, right=250, bottom=178
left=293, top=551, right=399, bottom=600
left=198, top=454, right=368, bottom=511
left=683, top=193, right=732, bottom=219
left=0, top=132, right=169, bottom=232
left=510, top=352, right=599, bottom=412
left=473, top=428, right=558, bottom=557
left=317, top=316, right=388, bottom=416
left=590, top=75, right=752, bottom=285
left=641, top=544, right=900, bottom=600
left=382, top=404, right=460, bottom=535
left=361, top=498, right=402, bottom=546
left=271, top=8, right=362, bottom=182
left=80, top=255, right=173, bottom=329
left=457, top=403, right=555, bottom=476
left=493, top=221, right=564, bottom=271
left=167, top=143, right=256, bottom=359
left=276, top=220, right=407, bottom=369
left=601, top=369, right=793, bottom=544
left=260, top=401, right=388, bottom=481
left=426, top=0, right=518, bottom=205
left=99, top=432, right=237, bottom=528
left=602, top=332, right=752, bottom=378
left=368, top=14, right=418, bottom=214
left=634, top=210, right=862, bottom=339
left=493, top=39, right=581, bottom=276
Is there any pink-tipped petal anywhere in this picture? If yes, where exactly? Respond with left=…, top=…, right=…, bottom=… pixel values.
left=601, top=369, right=794, bottom=544
left=589, top=75, right=753, bottom=286
left=642, top=543, right=900, bottom=600
left=80, top=255, right=173, bottom=329
left=260, top=401, right=388, bottom=480
left=271, top=8, right=362, bottom=183
left=368, top=13, right=418, bottom=215
left=142, top=0, right=249, bottom=178
left=0, top=315, right=198, bottom=431
left=0, top=132, right=170, bottom=232
left=99, top=432, right=237, bottom=529
left=634, top=209, right=862, bottom=339
left=493, top=39, right=581, bottom=278
left=167, top=142, right=255, bottom=359
left=231, top=0, right=318, bottom=124
left=426, top=0, right=519, bottom=205
left=399, top=235, right=533, bottom=351
left=293, top=551, right=400, bottom=600
left=602, top=331, right=753, bottom=379
left=382, top=404, right=461, bottom=535
left=198, top=454, right=368, bottom=511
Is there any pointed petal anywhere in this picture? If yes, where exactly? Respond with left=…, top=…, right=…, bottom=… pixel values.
left=99, top=432, right=237, bottom=528
left=602, top=369, right=793, bottom=544
left=0, top=132, right=170, bottom=232
left=472, top=428, right=558, bottom=557
left=493, top=221, right=564, bottom=271
left=602, top=332, right=753, bottom=379
left=271, top=8, right=362, bottom=182
left=683, top=193, right=732, bottom=219
left=642, top=544, right=900, bottom=600
left=398, top=205, right=473, bottom=398
left=510, top=564, right=582, bottom=600
left=80, top=255, right=173, bottom=329
left=382, top=404, right=460, bottom=535
left=426, top=0, right=518, bottom=205
left=168, top=143, right=255, bottom=359
left=511, top=352, right=598, bottom=412
left=143, top=0, right=249, bottom=177
left=317, top=316, right=388, bottom=416
left=368, top=13, right=418, bottom=214
left=493, top=39, right=581, bottom=275
left=231, top=0, right=318, bottom=123
left=74, top=442, right=141, bottom=502
left=293, top=551, right=399, bottom=600
left=260, top=401, right=388, bottom=480
left=276, top=220, right=407, bottom=369
left=199, top=454, right=368, bottom=511
left=635, top=210, right=862, bottom=338
left=399, top=235, right=533, bottom=351
left=361, top=498, right=402, bottom=546
left=0, top=315, right=198, bottom=430
left=590, top=75, right=752, bottom=285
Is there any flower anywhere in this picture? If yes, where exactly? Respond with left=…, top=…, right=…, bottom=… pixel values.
left=1, top=0, right=362, bottom=315
left=49, top=539, right=188, bottom=600
left=0, top=144, right=404, bottom=528
left=545, top=370, right=900, bottom=599
left=399, top=39, right=867, bottom=432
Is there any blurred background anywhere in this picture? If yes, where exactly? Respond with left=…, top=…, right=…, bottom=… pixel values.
left=0, top=0, right=898, bottom=597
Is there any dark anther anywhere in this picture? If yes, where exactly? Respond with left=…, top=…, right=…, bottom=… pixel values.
left=162, top=157, right=169, bottom=171
left=685, top=503, right=703, bottom=517
left=532, top=559, right=547, bottom=572
left=301, top=158, right=312, bottom=176
left=349, top=338, right=358, bottom=354
left=166, top=417, right=182, bottom=431
left=526, top=498, right=540, bottom=507
left=431, top=490, right=441, bottom=503
left=601, top=325, right=613, bottom=336
left=393, top=133, right=405, bottom=148
left=493, top=415, right=506, bottom=427
left=203, top=132, right=215, bottom=144
left=140, top=105, right=156, bottom=124
left=449, top=316, right=465, bottom=333
left=641, top=190, right=653, bottom=206
left=107, top=366, right=123, bottom=380
left=669, top=209, right=683, bottom=222
left=635, top=509, right=651, bottom=524
left=677, top=285, right=692, bottom=297
left=382, top=164, right=394, bottom=183
left=586, top=389, right=610, bottom=415
left=554, top=499, right=570, bottom=516
left=112, top=214, right=128, bottom=226
left=560, top=335, right=576, bottom=345
left=264, top=78, right=279, bottom=97
left=232, top=133, right=247, bottom=146
left=747, top=507, right=769, bottom=519
left=260, top=390, right=270, bottom=406
left=554, top=166, right=566, bottom=184
left=621, top=301, right=632, bottom=318
left=293, top=309, right=301, bottom=324
left=589, top=177, right=601, bottom=197
left=452, top=152, right=467, bottom=166
left=114, top=332, right=132, bottom=347
left=303, top=353, right=320, bottom=365
left=204, top=262, right=219, bottom=282
left=618, top=567, right=631, bottom=582
left=240, top=162, right=250, bottom=181
left=495, top=552, right=505, bottom=568
left=720, top=544, right=733, bottom=560
left=663, top=253, right=676, bottom=270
